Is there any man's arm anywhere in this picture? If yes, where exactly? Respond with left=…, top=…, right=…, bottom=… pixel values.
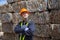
left=14, top=23, right=22, bottom=34
left=24, top=21, right=35, bottom=36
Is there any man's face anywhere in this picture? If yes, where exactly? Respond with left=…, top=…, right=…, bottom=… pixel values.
left=22, top=12, right=29, bottom=18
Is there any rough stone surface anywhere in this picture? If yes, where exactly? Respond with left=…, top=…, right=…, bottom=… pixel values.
left=34, top=24, right=51, bottom=37
left=2, top=22, right=13, bottom=33
left=51, top=24, right=60, bottom=39
left=50, top=10, right=60, bottom=24
left=48, top=0, right=60, bottom=9
left=3, top=33, right=18, bottom=40
left=12, top=1, right=27, bottom=13
left=0, top=4, right=14, bottom=13
left=2, top=13, right=13, bottom=23
left=0, top=14, right=2, bottom=20
left=12, top=13, right=20, bottom=24
left=7, top=0, right=19, bottom=3
left=0, top=20, right=2, bottom=32
left=29, top=12, right=49, bottom=24
left=0, top=0, right=60, bottom=40
left=33, top=36, right=51, bottom=40
left=26, top=1, right=47, bottom=12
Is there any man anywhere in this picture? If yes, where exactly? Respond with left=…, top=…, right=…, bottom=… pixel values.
left=14, top=8, right=35, bottom=40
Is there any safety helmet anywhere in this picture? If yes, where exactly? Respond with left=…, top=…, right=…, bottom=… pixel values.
left=19, top=8, right=29, bottom=15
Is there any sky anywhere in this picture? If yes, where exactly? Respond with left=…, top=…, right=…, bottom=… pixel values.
left=0, top=0, right=8, bottom=6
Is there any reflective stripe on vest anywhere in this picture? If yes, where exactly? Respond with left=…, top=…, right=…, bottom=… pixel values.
left=20, top=22, right=28, bottom=40
left=20, top=34, right=25, bottom=40
left=20, top=22, right=28, bottom=27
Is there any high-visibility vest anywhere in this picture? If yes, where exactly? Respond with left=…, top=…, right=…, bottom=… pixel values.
left=19, top=22, right=28, bottom=40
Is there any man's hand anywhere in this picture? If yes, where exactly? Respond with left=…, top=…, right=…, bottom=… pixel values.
left=25, top=27, right=29, bottom=31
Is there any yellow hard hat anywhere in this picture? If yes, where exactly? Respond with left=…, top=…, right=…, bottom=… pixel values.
left=19, top=8, right=29, bottom=15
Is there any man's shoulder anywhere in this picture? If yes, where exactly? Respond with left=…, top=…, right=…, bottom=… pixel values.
left=28, top=20, right=34, bottom=24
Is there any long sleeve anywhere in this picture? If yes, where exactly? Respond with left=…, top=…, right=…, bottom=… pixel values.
left=14, top=24, right=22, bottom=34
left=24, top=21, right=35, bottom=36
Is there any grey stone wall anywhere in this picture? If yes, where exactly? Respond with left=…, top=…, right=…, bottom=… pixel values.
left=0, top=0, right=60, bottom=40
